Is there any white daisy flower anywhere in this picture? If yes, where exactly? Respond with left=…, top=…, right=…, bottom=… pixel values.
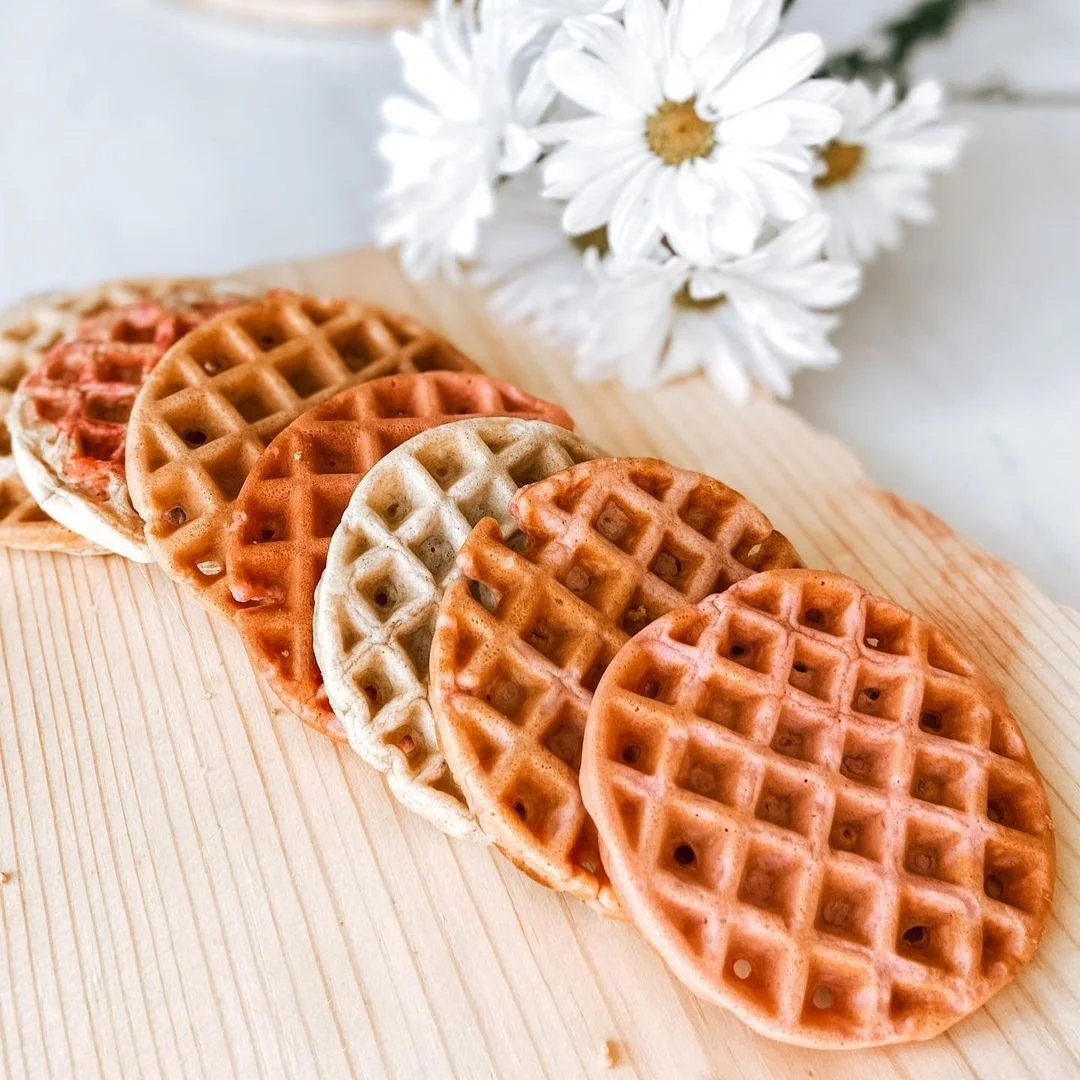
left=376, top=0, right=554, bottom=280
left=470, top=173, right=603, bottom=347
left=521, top=0, right=625, bottom=25
left=575, top=213, right=860, bottom=401
left=815, top=79, right=967, bottom=263
left=538, top=0, right=843, bottom=261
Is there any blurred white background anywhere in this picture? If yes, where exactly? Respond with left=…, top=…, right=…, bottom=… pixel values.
left=2, top=0, right=1078, bottom=604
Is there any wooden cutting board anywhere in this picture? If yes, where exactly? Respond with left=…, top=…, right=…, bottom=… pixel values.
left=1, top=248, right=1077, bottom=1080
left=180, top=0, right=428, bottom=28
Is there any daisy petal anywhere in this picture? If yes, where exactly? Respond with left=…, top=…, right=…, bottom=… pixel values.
left=675, top=161, right=717, bottom=215
left=608, top=157, right=666, bottom=254
left=693, top=29, right=749, bottom=106
left=738, top=0, right=782, bottom=56
left=498, top=124, right=541, bottom=174
left=381, top=97, right=441, bottom=137
left=769, top=98, right=841, bottom=145
left=562, top=16, right=663, bottom=111
left=562, top=154, right=653, bottom=233
left=704, top=318, right=755, bottom=403
left=710, top=33, right=825, bottom=117
left=706, top=188, right=763, bottom=255
left=716, top=102, right=792, bottom=146
left=785, top=78, right=846, bottom=108
left=672, top=0, right=734, bottom=62
left=663, top=55, right=696, bottom=102
left=751, top=212, right=830, bottom=267
left=542, top=138, right=646, bottom=198
left=546, top=50, right=643, bottom=120
left=623, top=0, right=668, bottom=72
left=536, top=116, right=645, bottom=149
left=746, top=161, right=815, bottom=220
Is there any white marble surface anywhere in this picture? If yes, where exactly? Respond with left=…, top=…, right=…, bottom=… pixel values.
left=2, top=0, right=1078, bottom=606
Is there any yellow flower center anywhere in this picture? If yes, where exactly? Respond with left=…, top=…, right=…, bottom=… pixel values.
left=571, top=226, right=610, bottom=257
left=674, top=284, right=726, bottom=313
left=816, top=141, right=866, bottom=187
left=646, top=99, right=716, bottom=166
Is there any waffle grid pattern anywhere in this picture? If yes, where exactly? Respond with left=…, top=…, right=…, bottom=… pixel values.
left=18, top=341, right=163, bottom=496
left=1, top=279, right=239, bottom=552
left=0, top=476, right=100, bottom=553
left=317, top=418, right=600, bottom=839
left=431, top=459, right=802, bottom=911
left=582, top=569, right=1054, bottom=1047
left=227, top=375, right=571, bottom=742
left=126, top=293, right=477, bottom=616
left=1, top=292, right=80, bottom=472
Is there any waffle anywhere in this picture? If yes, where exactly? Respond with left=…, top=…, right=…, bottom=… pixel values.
left=314, top=417, right=604, bottom=839
left=429, top=458, right=802, bottom=911
left=227, top=374, right=572, bottom=743
left=0, top=476, right=103, bottom=555
left=0, top=280, right=246, bottom=554
left=580, top=569, right=1055, bottom=1047
left=7, top=281, right=252, bottom=560
left=125, top=292, right=478, bottom=617
left=1, top=296, right=98, bottom=550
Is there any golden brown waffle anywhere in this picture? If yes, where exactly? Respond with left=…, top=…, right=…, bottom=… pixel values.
left=314, top=418, right=604, bottom=840
left=226, top=373, right=572, bottom=742
left=429, top=458, right=802, bottom=913
left=0, top=280, right=242, bottom=555
left=125, top=292, right=478, bottom=617
left=580, top=569, right=1055, bottom=1047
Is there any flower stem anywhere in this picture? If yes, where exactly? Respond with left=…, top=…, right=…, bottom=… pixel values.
left=818, top=0, right=986, bottom=87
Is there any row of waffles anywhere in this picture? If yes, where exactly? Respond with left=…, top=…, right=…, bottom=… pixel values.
left=0, top=281, right=1055, bottom=1051
left=410, top=456, right=1054, bottom=1048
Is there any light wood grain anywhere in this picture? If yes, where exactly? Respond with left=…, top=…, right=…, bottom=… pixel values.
left=179, top=0, right=429, bottom=28
left=1, top=247, right=1077, bottom=1079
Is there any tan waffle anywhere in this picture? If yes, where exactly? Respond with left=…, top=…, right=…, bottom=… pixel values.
left=227, top=374, right=572, bottom=743
left=0, top=476, right=102, bottom=555
left=125, top=292, right=478, bottom=618
left=429, top=458, right=802, bottom=912
left=580, top=569, right=1055, bottom=1047
left=315, top=417, right=604, bottom=840
left=0, top=279, right=246, bottom=555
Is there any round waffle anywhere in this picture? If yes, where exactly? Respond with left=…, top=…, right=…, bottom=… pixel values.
left=429, top=458, right=803, bottom=912
left=227, top=374, right=572, bottom=744
left=315, top=417, right=604, bottom=840
left=0, top=280, right=246, bottom=555
left=8, top=281, right=252, bottom=560
left=581, top=569, right=1055, bottom=1047
left=125, top=292, right=478, bottom=617
left=0, top=476, right=103, bottom=556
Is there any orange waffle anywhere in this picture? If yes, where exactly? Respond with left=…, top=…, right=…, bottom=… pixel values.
left=125, top=292, right=478, bottom=617
left=9, top=286, right=251, bottom=560
left=226, top=372, right=572, bottom=741
left=429, top=458, right=802, bottom=913
left=580, top=569, right=1055, bottom=1047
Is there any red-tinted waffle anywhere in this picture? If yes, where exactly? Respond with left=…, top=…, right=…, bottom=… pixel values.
left=9, top=288, right=248, bottom=559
